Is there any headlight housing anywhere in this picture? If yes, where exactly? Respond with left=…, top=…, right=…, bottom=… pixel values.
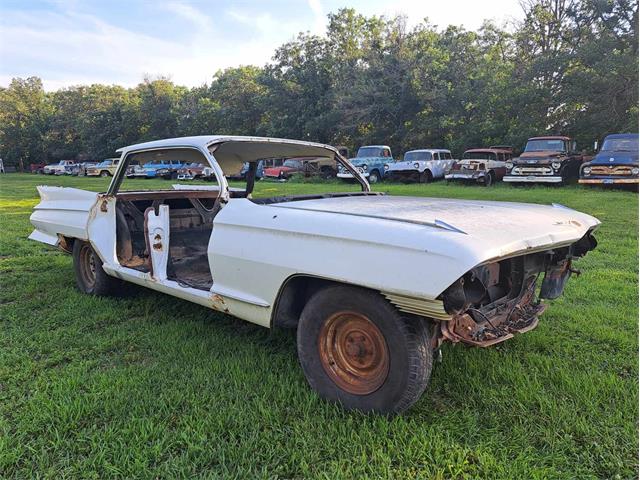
left=384, top=164, right=389, bottom=171
left=357, top=166, right=365, bottom=174
left=361, top=164, right=368, bottom=171
left=632, top=167, right=639, bottom=175
left=551, top=161, right=561, bottom=170
left=413, top=162, right=420, bottom=169
left=582, top=166, right=591, bottom=175
left=505, top=162, right=513, bottom=170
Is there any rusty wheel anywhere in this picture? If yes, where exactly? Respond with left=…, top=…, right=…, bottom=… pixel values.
left=318, top=311, right=389, bottom=395
left=73, top=240, right=121, bottom=296
left=297, top=286, right=433, bottom=414
left=78, top=242, right=97, bottom=289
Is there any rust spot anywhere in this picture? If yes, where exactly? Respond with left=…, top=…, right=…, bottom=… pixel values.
left=154, top=234, right=161, bottom=240
left=100, top=200, right=108, bottom=212
left=152, top=242, right=162, bottom=250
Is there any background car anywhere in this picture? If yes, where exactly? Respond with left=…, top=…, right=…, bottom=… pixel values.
left=579, top=133, right=639, bottom=186
left=337, top=145, right=394, bottom=183
left=385, top=149, right=455, bottom=183
left=86, top=158, right=120, bottom=177
left=445, top=148, right=512, bottom=186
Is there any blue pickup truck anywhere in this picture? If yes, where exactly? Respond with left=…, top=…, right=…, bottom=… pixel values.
left=337, top=145, right=394, bottom=183
left=579, top=133, right=638, bottom=186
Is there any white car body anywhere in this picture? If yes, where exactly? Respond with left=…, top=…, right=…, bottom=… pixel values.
left=385, top=149, right=456, bottom=181
left=43, top=160, right=76, bottom=175
left=29, top=135, right=599, bottom=333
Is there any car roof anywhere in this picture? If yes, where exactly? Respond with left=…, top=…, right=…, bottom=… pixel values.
left=359, top=145, right=390, bottom=149
left=117, top=135, right=338, bottom=176
left=604, top=133, right=638, bottom=139
left=464, top=148, right=511, bottom=154
left=405, top=149, right=451, bottom=153
left=528, top=136, right=571, bottom=141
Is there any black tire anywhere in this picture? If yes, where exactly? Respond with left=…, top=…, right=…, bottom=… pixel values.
left=297, top=285, right=433, bottom=414
left=368, top=170, right=380, bottom=184
left=484, top=171, right=495, bottom=187
left=419, top=170, right=433, bottom=184
left=73, top=240, right=121, bottom=296
left=100, top=170, right=110, bottom=177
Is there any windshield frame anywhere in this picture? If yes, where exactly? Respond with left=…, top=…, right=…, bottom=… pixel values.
left=524, top=139, right=567, bottom=153
left=601, top=137, right=639, bottom=152
left=404, top=151, right=432, bottom=162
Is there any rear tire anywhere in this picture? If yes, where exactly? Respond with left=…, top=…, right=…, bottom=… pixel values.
left=297, top=285, right=433, bottom=414
left=73, top=240, right=121, bottom=296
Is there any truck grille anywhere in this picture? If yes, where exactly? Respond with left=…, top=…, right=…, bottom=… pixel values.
left=512, top=166, right=553, bottom=175
left=590, top=165, right=634, bottom=176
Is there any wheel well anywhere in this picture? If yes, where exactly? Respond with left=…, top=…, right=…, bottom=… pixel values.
left=59, top=235, right=76, bottom=253
left=271, top=275, right=375, bottom=329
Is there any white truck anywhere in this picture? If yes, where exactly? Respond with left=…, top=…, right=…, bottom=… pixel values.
left=29, top=135, right=600, bottom=413
left=385, top=149, right=456, bottom=182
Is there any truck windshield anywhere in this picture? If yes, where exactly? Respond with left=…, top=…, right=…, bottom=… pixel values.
left=356, top=147, right=383, bottom=158
left=525, top=139, right=566, bottom=152
left=404, top=151, right=432, bottom=161
left=601, top=137, right=639, bottom=152
left=463, top=151, right=495, bottom=160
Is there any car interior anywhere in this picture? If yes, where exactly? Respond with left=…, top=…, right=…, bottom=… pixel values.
left=112, top=141, right=365, bottom=290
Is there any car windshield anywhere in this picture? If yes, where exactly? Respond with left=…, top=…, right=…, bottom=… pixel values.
left=463, top=151, right=495, bottom=160
left=404, top=151, right=432, bottom=161
left=97, top=160, right=112, bottom=167
left=524, top=139, right=566, bottom=152
left=283, top=159, right=302, bottom=168
left=601, top=137, right=639, bottom=152
left=356, top=147, right=383, bottom=158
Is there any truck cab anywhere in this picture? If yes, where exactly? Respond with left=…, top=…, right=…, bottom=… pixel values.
left=337, top=145, right=393, bottom=183
left=504, top=136, right=585, bottom=185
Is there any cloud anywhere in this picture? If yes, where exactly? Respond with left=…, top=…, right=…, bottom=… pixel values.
left=307, top=0, right=326, bottom=34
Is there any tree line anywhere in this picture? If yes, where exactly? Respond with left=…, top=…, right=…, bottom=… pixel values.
left=0, top=0, right=637, bottom=169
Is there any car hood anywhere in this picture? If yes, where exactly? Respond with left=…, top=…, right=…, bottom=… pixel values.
left=590, top=151, right=639, bottom=166
left=348, top=157, right=387, bottom=164
left=270, top=195, right=600, bottom=262
left=388, top=160, right=424, bottom=170
left=457, top=159, right=490, bottom=165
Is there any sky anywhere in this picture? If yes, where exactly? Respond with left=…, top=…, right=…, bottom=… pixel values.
left=0, top=0, right=524, bottom=91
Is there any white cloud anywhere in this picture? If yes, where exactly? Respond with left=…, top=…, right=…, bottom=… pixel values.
left=308, top=0, right=326, bottom=34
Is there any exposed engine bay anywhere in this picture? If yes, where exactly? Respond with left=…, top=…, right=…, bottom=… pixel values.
left=437, top=231, right=598, bottom=347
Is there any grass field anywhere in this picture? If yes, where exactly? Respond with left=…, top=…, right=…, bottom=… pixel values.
left=0, top=173, right=637, bottom=479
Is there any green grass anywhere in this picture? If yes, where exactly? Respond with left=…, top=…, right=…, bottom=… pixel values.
left=0, top=173, right=637, bottom=479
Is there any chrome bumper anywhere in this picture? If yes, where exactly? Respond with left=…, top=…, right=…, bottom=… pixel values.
left=503, top=175, right=563, bottom=183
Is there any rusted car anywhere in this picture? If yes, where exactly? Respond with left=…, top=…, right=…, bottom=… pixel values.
left=28, top=135, right=600, bottom=414
left=445, top=148, right=512, bottom=186
left=264, top=156, right=337, bottom=180
left=504, top=136, right=586, bottom=185
left=579, top=133, right=639, bottom=186
left=86, top=158, right=121, bottom=177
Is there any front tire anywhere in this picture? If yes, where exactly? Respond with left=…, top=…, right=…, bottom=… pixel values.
left=100, top=170, right=110, bottom=177
left=419, top=170, right=433, bottom=183
left=484, top=171, right=495, bottom=187
left=297, top=286, right=433, bottom=414
left=368, top=170, right=380, bottom=184
left=73, top=240, right=121, bottom=295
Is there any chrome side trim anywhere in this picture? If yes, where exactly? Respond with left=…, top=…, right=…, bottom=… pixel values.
left=382, top=292, right=451, bottom=320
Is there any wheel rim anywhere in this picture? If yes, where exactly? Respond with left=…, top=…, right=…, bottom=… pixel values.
left=318, top=311, right=389, bottom=395
left=79, top=243, right=97, bottom=289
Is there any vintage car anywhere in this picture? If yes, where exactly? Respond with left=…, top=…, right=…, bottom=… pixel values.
left=579, top=133, right=639, bottom=186
left=86, top=158, right=121, bottom=177
left=126, top=159, right=186, bottom=179
left=176, top=163, right=207, bottom=180
left=445, top=148, right=512, bottom=186
left=337, top=145, right=394, bottom=183
left=384, top=149, right=455, bottom=183
left=30, top=162, right=47, bottom=174
left=504, top=136, right=586, bottom=184
left=43, top=160, right=76, bottom=175
left=28, top=135, right=600, bottom=414
left=264, top=156, right=337, bottom=180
